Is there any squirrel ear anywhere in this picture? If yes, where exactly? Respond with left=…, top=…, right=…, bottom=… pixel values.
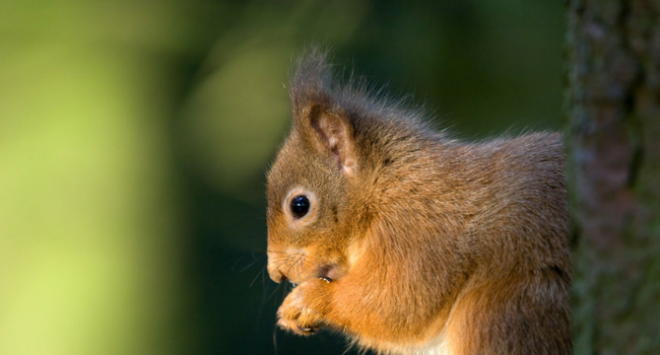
left=297, top=104, right=357, bottom=176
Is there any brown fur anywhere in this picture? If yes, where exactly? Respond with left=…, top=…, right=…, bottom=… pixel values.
left=266, top=49, right=571, bottom=355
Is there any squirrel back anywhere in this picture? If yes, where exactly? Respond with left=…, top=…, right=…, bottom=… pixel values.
left=266, top=49, right=570, bottom=355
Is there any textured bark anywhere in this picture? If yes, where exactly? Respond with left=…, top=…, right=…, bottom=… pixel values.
left=567, top=0, right=660, bottom=354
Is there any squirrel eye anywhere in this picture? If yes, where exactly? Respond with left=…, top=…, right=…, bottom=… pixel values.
left=290, top=195, right=310, bottom=218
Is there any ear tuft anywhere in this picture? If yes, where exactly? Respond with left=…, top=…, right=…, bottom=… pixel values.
left=289, top=47, right=333, bottom=120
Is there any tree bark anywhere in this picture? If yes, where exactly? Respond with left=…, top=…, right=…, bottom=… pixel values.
left=567, top=0, right=660, bottom=354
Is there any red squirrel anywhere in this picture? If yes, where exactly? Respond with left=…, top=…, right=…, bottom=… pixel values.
left=266, top=49, right=571, bottom=355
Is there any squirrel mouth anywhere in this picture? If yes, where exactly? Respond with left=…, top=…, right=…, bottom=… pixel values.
left=282, top=264, right=341, bottom=286
left=318, top=264, right=340, bottom=282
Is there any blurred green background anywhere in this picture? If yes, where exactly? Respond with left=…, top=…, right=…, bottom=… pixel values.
left=0, top=1, right=564, bottom=354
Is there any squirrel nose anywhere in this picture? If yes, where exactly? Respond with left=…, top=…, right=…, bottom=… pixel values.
left=267, top=260, right=288, bottom=283
left=268, top=267, right=288, bottom=283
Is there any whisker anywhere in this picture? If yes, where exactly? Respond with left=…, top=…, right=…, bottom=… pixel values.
left=240, top=254, right=267, bottom=272
left=264, top=282, right=285, bottom=303
left=249, top=267, right=265, bottom=287
left=293, top=254, right=305, bottom=281
left=230, top=254, right=248, bottom=272
left=273, top=325, right=279, bottom=355
left=231, top=251, right=267, bottom=272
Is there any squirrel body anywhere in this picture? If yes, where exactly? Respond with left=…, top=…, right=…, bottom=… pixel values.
left=266, top=50, right=571, bottom=355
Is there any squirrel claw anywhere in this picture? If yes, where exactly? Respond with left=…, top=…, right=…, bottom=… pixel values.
left=319, top=276, right=333, bottom=283
left=277, top=279, right=327, bottom=336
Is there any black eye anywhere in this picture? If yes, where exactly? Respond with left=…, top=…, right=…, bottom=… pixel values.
left=290, top=195, right=310, bottom=218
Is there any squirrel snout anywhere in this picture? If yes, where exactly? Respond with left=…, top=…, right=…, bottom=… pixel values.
left=267, top=262, right=287, bottom=283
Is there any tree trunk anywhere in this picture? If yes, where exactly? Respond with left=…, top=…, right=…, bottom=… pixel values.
left=567, top=1, right=660, bottom=354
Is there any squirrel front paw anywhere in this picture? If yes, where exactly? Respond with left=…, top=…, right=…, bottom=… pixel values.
left=277, top=278, right=331, bottom=335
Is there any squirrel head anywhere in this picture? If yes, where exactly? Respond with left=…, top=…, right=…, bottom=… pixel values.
left=266, top=51, right=362, bottom=285
left=266, top=49, right=430, bottom=285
